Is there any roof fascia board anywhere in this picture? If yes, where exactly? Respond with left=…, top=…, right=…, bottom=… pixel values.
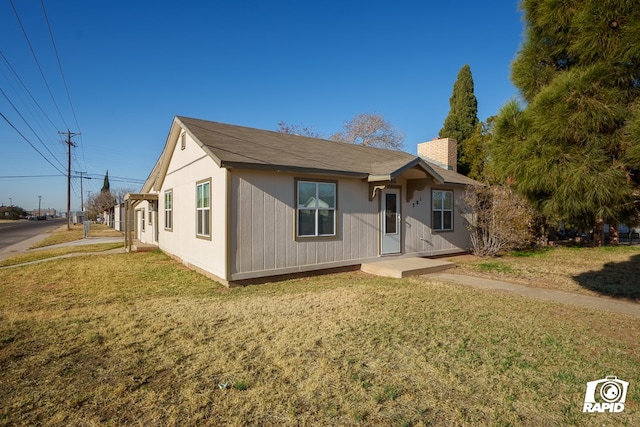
left=174, top=116, right=225, bottom=168
left=220, top=161, right=369, bottom=179
left=373, top=157, right=445, bottom=184
left=412, top=158, right=445, bottom=184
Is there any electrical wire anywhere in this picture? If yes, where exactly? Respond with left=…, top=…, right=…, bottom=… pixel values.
left=0, top=87, right=67, bottom=171
left=0, top=50, right=59, bottom=131
left=9, top=0, right=68, bottom=130
left=40, top=0, right=85, bottom=168
left=0, top=112, right=66, bottom=175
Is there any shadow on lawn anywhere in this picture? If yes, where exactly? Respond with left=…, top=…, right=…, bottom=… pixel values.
left=572, top=254, right=640, bottom=301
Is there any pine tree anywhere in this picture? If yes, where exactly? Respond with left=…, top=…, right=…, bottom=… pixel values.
left=492, top=0, right=640, bottom=239
left=439, top=64, right=479, bottom=176
left=101, top=170, right=110, bottom=193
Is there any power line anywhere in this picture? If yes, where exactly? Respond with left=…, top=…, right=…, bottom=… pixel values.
left=9, top=0, right=68, bottom=130
left=40, top=0, right=85, bottom=169
left=40, top=0, right=79, bottom=133
left=0, top=111, right=66, bottom=175
left=0, top=174, right=62, bottom=179
left=0, top=86, right=66, bottom=171
left=0, top=50, right=59, bottom=131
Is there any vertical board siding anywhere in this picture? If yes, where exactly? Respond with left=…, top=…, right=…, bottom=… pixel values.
left=231, top=170, right=378, bottom=275
left=230, top=171, right=471, bottom=276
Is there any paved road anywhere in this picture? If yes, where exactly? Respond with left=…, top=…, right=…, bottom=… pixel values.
left=0, top=218, right=67, bottom=253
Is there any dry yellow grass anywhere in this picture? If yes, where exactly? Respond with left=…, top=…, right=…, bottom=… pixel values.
left=449, top=245, right=640, bottom=301
left=30, top=223, right=123, bottom=249
left=0, top=251, right=638, bottom=426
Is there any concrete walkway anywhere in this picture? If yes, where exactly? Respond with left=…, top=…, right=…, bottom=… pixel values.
left=428, top=272, right=640, bottom=318
left=0, top=236, right=124, bottom=268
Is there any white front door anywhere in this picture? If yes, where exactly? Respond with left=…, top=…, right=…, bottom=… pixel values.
left=381, top=188, right=401, bottom=254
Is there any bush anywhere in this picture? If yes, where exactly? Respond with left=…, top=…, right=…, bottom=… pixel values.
left=463, top=184, right=535, bottom=257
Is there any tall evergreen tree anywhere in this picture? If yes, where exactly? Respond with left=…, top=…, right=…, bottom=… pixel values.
left=439, top=64, right=479, bottom=176
left=492, top=0, right=640, bottom=238
left=101, top=170, right=110, bottom=193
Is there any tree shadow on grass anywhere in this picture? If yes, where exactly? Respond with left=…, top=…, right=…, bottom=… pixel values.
left=572, top=254, right=640, bottom=302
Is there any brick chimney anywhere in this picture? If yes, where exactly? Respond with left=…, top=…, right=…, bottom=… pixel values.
left=417, top=138, right=457, bottom=172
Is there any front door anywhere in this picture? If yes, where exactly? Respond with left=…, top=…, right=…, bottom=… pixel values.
left=380, top=188, right=401, bottom=254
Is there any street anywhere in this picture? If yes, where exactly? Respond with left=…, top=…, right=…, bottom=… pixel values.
left=0, top=218, right=67, bottom=252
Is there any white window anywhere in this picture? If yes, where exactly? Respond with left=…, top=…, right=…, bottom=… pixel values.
left=196, top=180, right=211, bottom=237
left=432, top=190, right=453, bottom=231
left=140, top=209, right=145, bottom=232
left=297, top=181, right=336, bottom=237
left=164, top=190, right=173, bottom=230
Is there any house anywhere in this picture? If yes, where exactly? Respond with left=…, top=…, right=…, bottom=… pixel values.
left=125, top=116, right=478, bottom=286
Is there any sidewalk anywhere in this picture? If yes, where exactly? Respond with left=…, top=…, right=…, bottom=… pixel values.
left=428, top=272, right=640, bottom=318
left=0, top=235, right=124, bottom=266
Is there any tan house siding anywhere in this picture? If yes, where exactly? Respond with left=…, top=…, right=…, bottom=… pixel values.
left=230, top=170, right=379, bottom=279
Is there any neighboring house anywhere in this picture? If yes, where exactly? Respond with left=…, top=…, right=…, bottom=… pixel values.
left=125, top=116, right=477, bottom=286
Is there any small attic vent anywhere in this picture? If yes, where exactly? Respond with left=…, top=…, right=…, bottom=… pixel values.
left=180, top=132, right=186, bottom=150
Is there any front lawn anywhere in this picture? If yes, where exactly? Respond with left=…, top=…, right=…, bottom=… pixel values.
left=449, top=245, right=640, bottom=301
left=0, top=250, right=638, bottom=426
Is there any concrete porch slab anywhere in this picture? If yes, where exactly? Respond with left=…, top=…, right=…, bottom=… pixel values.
left=361, top=257, right=455, bottom=278
left=129, top=240, right=158, bottom=253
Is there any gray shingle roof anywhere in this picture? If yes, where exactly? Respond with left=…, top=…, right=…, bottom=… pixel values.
left=175, top=116, right=475, bottom=185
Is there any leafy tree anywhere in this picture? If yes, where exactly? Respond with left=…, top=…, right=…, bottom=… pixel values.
left=462, top=117, right=495, bottom=182
left=330, top=113, right=404, bottom=150
left=439, top=64, right=479, bottom=175
left=101, top=170, right=110, bottom=193
left=491, top=0, right=640, bottom=244
left=0, top=205, right=27, bottom=220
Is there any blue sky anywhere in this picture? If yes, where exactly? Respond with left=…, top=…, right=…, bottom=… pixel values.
left=0, top=1, right=524, bottom=212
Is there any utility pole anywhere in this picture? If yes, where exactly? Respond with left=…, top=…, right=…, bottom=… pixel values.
left=77, top=171, right=89, bottom=213
left=38, top=195, right=42, bottom=217
left=59, top=130, right=80, bottom=230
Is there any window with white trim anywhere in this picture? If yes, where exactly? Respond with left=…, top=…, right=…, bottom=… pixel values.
left=297, top=181, right=336, bottom=237
left=196, top=180, right=210, bottom=237
left=164, top=190, right=173, bottom=230
left=432, top=190, right=453, bottom=231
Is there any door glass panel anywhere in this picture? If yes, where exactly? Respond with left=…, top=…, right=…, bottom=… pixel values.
left=385, top=193, right=397, bottom=234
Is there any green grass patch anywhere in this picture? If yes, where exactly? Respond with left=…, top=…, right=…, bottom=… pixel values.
left=510, top=247, right=552, bottom=257
left=0, top=251, right=638, bottom=425
left=478, top=261, right=514, bottom=273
